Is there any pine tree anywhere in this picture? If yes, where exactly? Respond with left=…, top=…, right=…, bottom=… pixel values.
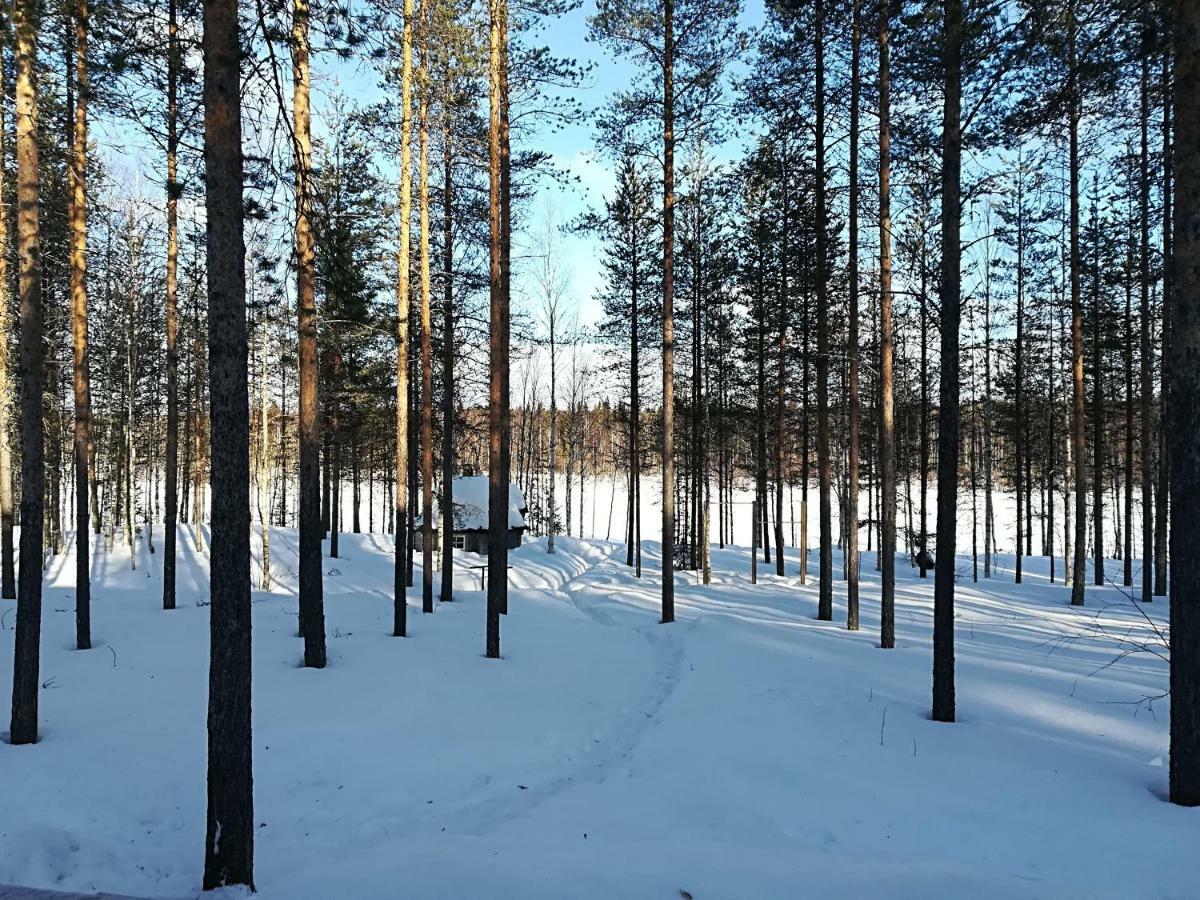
left=201, top=0, right=254, bottom=885
left=9, top=0, right=45, bottom=747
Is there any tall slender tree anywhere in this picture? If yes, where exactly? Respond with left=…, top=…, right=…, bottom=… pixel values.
left=815, top=0, right=833, bottom=622
left=294, top=0, right=326, bottom=666
left=70, top=0, right=93, bottom=648
left=0, top=36, right=12, bottom=604
left=661, top=0, right=677, bottom=624
left=418, top=21, right=434, bottom=615
left=486, top=0, right=508, bottom=657
left=440, top=77, right=455, bottom=604
left=201, top=0, right=254, bottom=884
left=163, top=0, right=181, bottom=611
left=846, top=0, right=862, bottom=631
left=1169, top=0, right=1200, bottom=806
left=1068, top=0, right=1087, bottom=606
left=394, top=0, right=414, bottom=636
left=932, top=0, right=962, bottom=723
left=1139, top=8, right=1154, bottom=602
left=8, top=0, right=45, bottom=746
left=878, top=0, right=895, bottom=649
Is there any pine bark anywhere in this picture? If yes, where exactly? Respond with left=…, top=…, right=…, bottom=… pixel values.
left=1091, top=188, right=1104, bottom=586
left=774, top=145, right=787, bottom=577
left=9, top=0, right=44, bottom=746
left=201, top=0, right=254, bottom=884
left=660, top=0, right=676, bottom=624
left=293, top=0, right=326, bottom=665
left=418, top=41, right=434, bottom=615
left=440, top=104, right=455, bottom=603
left=486, top=0, right=507, bottom=656
left=394, top=0, right=414, bottom=635
left=69, top=0, right=92, bottom=646
left=846, top=0, right=861, bottom=630
left=1156, top=52, right=1172, bottom=597
left=1069, top=0, right=1087, bottom=606
left=1139, top=22, right=1155, bottom=602
left=815, top=0, right=833, bottom=621
left=163, top=0, right=179, bottom=611
left=932, top=0, right=962, bottom=724
left=1015, top=159, right=1025, bottom=584
left=878, top=0, right=895, bottom=648
left=1169, top=0, right=1199, bottom=805
left=0, top=37, right=12, bottom=601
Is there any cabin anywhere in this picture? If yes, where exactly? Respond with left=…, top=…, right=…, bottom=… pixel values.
left=413, top=475, right=527, bottom=554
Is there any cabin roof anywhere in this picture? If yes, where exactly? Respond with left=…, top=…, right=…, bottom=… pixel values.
left=415, top=476, right=527, bottom=531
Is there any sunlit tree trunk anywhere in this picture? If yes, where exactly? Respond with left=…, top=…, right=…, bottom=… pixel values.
left=418, top=33, right=434, bottom=615
left=486, top=0, right=508, bottom=656
left=393, top=0, right=414, bottom=635
left=163, top=0, right=180, bottom=610
left=293, top=0, right=326, bottom=663
left=9, top=0, right=45, bottom=746
left=0, top=43, right=12, bottom=602
left=69, top=0, right=92, bottom=646
left=440, top=97, right=455, bottom=602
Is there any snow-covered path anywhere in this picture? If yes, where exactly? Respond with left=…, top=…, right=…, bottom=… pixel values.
left=0, top=529, right=1193, bottom=898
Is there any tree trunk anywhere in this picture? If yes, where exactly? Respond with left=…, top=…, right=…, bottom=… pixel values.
left=983, top=220, right=993, bottom=579
left=163, top=0, right=179, bottom=610
left=257, top=316, right=271, bottom=590
left=9, top=0, right=44, bottom=747
left=1069, top=0, right=1087, bottom=606
left=1015, top=156, right=1025, bottom=584
left=486, top=0, right=508, bottom=656
left=1156, top=50, right=1172, bottom=597
left=878, top=0, right=895, bottom=648
left=815, top=0, right=833, bottom=621
left=1125, top=173, right=1135, bottom=587
left=932, top=0, right=962, bottom=724
left=201, top=0, right=254, bottom=884
left=418, top=32, right=434, bottom=615
left=1169, top=0, right=1199, bottom=806
left=756, top=200, right=770, bottom=567
left=660, top=0, right=676, bottom=624
left=1140, top=25, right=1154, bottom=602
left=1090, top=182, right=1104, bottom=586
left=549, top=324, right=558, bottom=554
left=393, top=0, right=414, bottom=635
left=69, top=0, right=92, bottom=646
left=440, top=104, right=456, bottom=602
left=294, top=0, right=326, bottom=662
left=0, top=37, right=12, bottom=601
left=846, top=0, right=861, bottom=629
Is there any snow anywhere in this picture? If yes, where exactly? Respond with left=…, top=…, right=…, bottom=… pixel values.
left=0, top=498, right=1194, bottom=898
left=415, top=476, right=526, bottom=531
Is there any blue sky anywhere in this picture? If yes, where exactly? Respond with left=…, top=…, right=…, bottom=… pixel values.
left=93, top=0, right=766, bottom=335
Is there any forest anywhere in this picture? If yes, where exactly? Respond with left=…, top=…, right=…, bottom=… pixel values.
left=0, top=0, right=1197, bottom=895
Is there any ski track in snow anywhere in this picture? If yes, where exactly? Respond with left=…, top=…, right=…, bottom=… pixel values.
left=364, top=541, right=694, bottom=841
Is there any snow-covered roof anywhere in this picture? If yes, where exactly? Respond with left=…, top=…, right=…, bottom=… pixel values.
left=416, top=476, right=526, bottom=531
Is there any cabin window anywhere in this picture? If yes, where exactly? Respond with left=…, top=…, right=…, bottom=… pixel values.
left=453, top=534, right=466, bottom=550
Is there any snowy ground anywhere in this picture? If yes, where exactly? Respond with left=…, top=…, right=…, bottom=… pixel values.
left=0, top=521, right=1193, bottom=898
